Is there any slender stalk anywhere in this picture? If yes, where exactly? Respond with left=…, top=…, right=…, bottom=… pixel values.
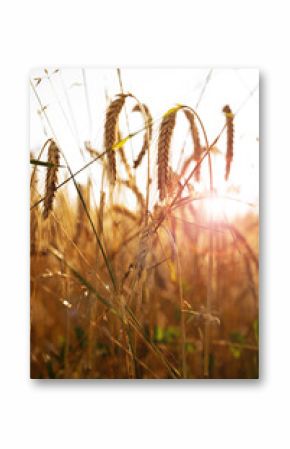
left=176, top=246, right=187, bottom=378
left=204, top=150, right=214, bottom=377
left=46, top=71, right=82, bottom=153
left=116, top=68, right=135, bottom=163
left=82, top=68, right=93, bottom=141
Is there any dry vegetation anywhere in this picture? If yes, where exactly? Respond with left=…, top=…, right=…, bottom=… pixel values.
left=30, top=76, right=259, bottom=379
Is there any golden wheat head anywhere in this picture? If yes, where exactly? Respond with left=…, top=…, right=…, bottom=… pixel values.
left=43, top=140, right=60, bottom=219
left=223, top=105, right=234, bottom=180
left=132, top=103, right=153, bottom=169
left=104, top=94, right=128, bottom=184
left=183, top=109, right=202, bottom=182
left=157, top=111, right=177, bottom=201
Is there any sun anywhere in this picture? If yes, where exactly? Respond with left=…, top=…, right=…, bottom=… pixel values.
left=193, top=150, right=257, bottom=220
left=203, top=194, right=239, bottom=220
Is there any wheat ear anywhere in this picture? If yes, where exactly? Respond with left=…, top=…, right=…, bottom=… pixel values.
left=43, top=140, right=60, bottom=219
left=223, top=105, right=234, bottom=180
left=157, top=111, right=177, bottom=201
left=30, top=153, right=39, bottom=254
left=132, top=103, right=153, bottom=169
left=183, top=109, right=202, bottom=182
left=104, top=94, right=128, bottom=184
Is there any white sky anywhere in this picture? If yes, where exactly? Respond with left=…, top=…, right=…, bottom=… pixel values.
left=30, top=68, right=259, bottom=215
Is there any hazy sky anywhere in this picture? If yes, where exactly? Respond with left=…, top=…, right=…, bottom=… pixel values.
left=30, top=68, right=259, bottom=215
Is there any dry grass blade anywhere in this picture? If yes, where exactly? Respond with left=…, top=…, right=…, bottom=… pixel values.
left=43, top=140, right=60, bottom=219
left=223, top=105, right=234, bottom=180
left=157, top=111, right=177, bottom=201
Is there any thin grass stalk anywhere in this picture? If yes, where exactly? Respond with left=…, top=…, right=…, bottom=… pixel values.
left=82, top=68, right=93, bottom=141
left=170, top=231, right=187, bottom=378
left=116, top=68, right=135, bottom=162
left=204, top=146, right=214, bottom=377
left=46, top=70, right=83, bottom=154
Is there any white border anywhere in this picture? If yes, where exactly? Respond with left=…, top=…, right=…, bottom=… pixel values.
left=0, top=1, right=288, bottom=447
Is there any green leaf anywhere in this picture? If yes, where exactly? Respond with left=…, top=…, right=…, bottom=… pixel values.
left=229, top=331, right=245, bottom=359
left=112, top=136, right=130, bottom=150
left=75, top=326, right=87, bottom=349
left=154, top=326, right=164, bottom=342
left=230, top=346, right=241, bottom=359
left=229, top=331, right=245, bottom=344
left=185, top=343, right=196, bottom=354
left=165, top=326, right=180, bottom=343
left=253, top=319, right=259, bottom=343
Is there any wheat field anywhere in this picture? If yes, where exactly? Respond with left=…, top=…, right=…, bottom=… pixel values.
left=30, top=68, right=259, bottom=379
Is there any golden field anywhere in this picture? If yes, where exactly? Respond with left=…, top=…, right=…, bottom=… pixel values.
left=30, top=70, right=259, bottom=379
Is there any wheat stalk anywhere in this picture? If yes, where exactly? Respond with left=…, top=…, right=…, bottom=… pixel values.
left=43, top=140, right=60, bottom=219
left=117, top=130, right=133, bottom=180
